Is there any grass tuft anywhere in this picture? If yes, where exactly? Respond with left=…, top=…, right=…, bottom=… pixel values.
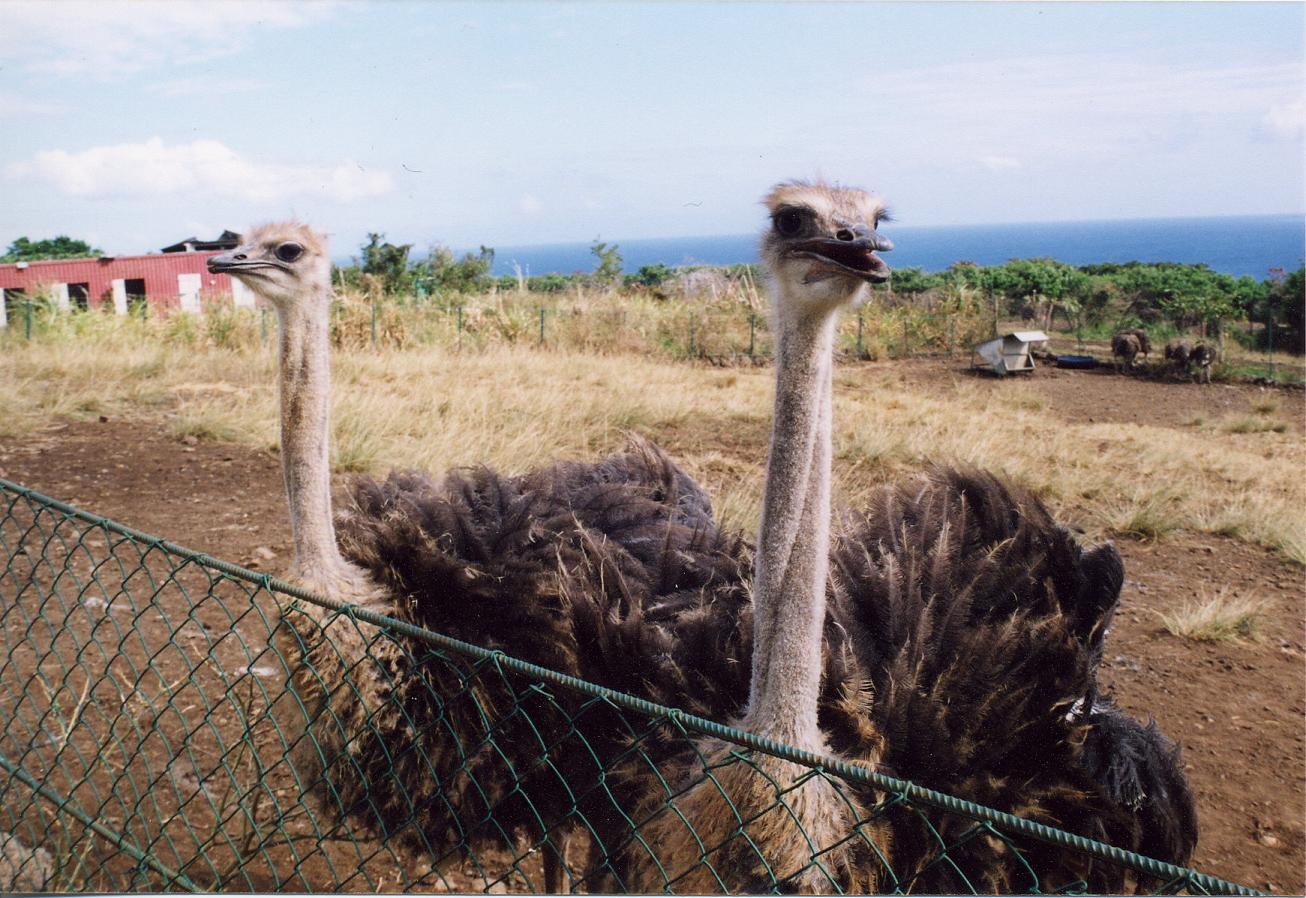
left=1107, top=490, right=1183, bottom=541
left=1160, top=588, right=1268, bottom=643
left=1221, top=416, right=1288, bottom=434
left=170, top=398, right=254, bottom=444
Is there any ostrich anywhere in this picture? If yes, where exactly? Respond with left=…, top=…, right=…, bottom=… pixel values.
left=1122, top=327, right=1153, bottom=359
left=211, top=198, right=1195, bottom=895
left=1164, top=339, right=1191, bottom=371
left=207, top=223, right=749, bottom=891
left=1190, top=342, right=1215, bottom=384
left=1112, top=331, right=1142, bottom=372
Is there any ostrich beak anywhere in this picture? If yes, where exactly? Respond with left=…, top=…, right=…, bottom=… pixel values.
left=789, top=226, right=893, bottom=282
left=207, top=247, right=248, bottom=274
left=207, top=245, right=286, bottom=275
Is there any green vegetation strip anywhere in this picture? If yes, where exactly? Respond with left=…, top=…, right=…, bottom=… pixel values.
left=0, top=477, right=1263, bottom=896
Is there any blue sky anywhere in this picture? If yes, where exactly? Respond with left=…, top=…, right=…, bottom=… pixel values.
left=1, top=1, right=1302, bottom=257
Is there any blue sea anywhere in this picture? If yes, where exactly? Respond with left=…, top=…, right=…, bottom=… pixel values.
left=483, top=214, right=1305, bottom=280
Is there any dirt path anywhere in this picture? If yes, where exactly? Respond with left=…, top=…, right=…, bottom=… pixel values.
left=0, top=403, right=1301, bottom=893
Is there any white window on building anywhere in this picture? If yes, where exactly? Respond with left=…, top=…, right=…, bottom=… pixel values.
left=178, top=273, right=202, bottom=313
left=52, top=283, right=70, bottom=312
left=112, top=279, right=128, bottom=316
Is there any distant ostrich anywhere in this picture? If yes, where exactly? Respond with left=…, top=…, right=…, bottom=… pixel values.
left=1164, top=339, right=1191, bottom=370
left=211, top=202, right=1195, bottom=894
left=1190, top=342, right=1216, bottom=384
left=1122, top=327, right=1153, bottom=359
left=1112, top=331, right=1142, bottom=372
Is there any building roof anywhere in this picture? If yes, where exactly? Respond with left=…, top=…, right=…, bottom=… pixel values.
left=160, top=230, right=242, bottom=254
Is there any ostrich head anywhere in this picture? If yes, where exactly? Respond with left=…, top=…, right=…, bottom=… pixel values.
left=760, top=180, right=893, bottom=313
left=206, top=222, right=331, bottom=306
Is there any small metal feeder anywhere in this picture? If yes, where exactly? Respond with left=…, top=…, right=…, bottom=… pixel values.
left=971, top=330, right=1050, bottom=376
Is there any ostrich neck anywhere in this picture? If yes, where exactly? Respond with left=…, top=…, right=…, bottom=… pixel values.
left=276, top=290, right=349, bottom=587
left=745, top=296, right=838, bottom=750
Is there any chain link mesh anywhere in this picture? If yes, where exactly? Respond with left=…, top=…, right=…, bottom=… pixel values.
left=0, top=478, right=1259, bottom=895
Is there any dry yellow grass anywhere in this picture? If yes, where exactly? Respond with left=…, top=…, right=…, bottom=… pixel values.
left=1159, top=588, right=1269, bottom=643
left=1, top=332, right=1302, bottom=564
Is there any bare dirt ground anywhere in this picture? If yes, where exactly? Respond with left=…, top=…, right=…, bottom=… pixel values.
left=0, top=357, right=1301, bottom=894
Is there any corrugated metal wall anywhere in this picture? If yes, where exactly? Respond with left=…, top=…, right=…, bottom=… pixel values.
left=0, top=252, right=237, bottom=312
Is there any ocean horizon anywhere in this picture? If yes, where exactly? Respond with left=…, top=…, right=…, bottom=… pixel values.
left=472, top=213, right=1305, bottom=281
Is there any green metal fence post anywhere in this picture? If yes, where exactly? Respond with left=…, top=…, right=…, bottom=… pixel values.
left=902, top=319, right=909, bottom=359
left=370, top=299, right=378, bottom=349
left=1267, top=306, right=1275, bottom=382
left=856, top=312, right=864, bottom=358
left=457, top=305, right=463, bottom=351
left=539, top=308, right=546, bottom=346
left=24, top=300, right=32, bottom=340
left=749, top=312, right=756, bottom=358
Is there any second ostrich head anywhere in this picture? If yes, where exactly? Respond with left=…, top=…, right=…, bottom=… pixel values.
left=760, top=181, right=893, bottom=311
left=747, top=180, right=893, bottom=750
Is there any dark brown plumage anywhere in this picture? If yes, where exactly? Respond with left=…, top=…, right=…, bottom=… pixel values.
left=826, top=469, right=1196, bottom=892
left=290, top=452, right=1196, bottom=893
left=1165, top=340, right=1192, bottom=367
left=1122, top=328, right=1153, bottom=358
left=285, top=439, right=746, bottom=890
left=1113, top=331, right=1143, bottom=371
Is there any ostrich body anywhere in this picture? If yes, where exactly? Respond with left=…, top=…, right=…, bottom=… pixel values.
left=1164, top=340, right=1192, bottom=370
left=211, top=203, right=1195, bottom=895
left=1112, top=331, right=1142, bottom=371
left=1190, top=342, right=1215, bottom=383
left=1122, top=327, right=1153, bottom=359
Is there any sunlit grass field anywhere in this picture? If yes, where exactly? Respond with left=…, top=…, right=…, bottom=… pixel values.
left=3, top=304, right=1302, bottom=567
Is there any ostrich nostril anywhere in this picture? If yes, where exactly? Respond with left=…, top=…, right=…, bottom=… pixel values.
left=835, top=228, right=855, bottom=242
left=234, top=253, right=247, bottom=261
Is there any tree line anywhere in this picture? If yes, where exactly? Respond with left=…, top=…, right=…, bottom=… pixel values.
left=5, top=233, right=1302, bottom=352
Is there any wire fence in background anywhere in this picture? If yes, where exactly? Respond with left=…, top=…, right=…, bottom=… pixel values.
left=5, top=289, right=1300, bottom=388
left=0, top=478, right=1263, bottom=895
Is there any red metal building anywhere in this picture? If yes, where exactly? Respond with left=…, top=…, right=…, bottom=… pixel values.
left=0, top=232, right=257, bottom=327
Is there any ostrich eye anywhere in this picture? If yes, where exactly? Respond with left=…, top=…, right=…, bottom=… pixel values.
left=275, top=243, right=304, bottom=263
left=774, top=209, right=805, bottom=237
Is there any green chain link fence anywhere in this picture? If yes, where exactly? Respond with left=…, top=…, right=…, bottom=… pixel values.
left=0, top=477, right=1261, bottom=895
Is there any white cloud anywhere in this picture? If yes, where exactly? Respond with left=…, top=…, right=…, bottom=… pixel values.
left=867, top=56, right=1302, bottom=121
left=6, top=137, right=394, bottom=203
left=979, top=155, right=1022, bottom=172
left=518, top=194, right=543, bottom=215
left=148, top=77, right=269, bottom=98
left=1264, top=99, right=1305, bottom=138
left=0, top=0, right=339, bottom=78
left=0, top=90, right=65, bottom=116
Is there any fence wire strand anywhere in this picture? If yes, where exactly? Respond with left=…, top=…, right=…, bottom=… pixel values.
left=0, top=477, right=1261, bottom=895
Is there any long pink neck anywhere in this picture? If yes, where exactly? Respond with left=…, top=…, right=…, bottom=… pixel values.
left=276, top=291, right=350, bottom=587
left=744, top=298, right=838, bottom=750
